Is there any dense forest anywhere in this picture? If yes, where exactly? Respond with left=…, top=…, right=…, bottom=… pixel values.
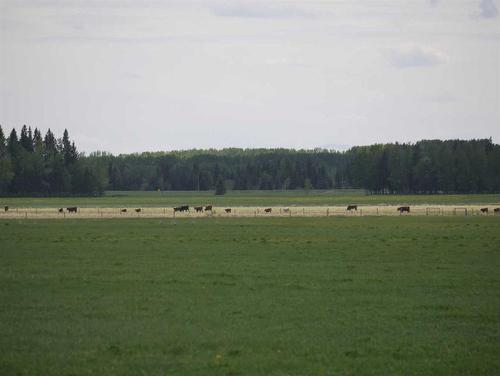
left=0, top=126, right=106, bottom=195
left=1, top=125, right=499, bottom=195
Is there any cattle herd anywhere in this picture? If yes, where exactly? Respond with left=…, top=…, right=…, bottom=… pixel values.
left=2, top=204, right=500, bottom=216
left=49, top=205, right=500, bottom=215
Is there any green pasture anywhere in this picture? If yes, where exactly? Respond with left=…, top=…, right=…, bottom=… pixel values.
left=1, top=216, right=499, bottom=375
left=1, top=190, right=500, bottom=208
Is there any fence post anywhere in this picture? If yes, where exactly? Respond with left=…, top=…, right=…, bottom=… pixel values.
left=327, top=208, right=329, bottom=217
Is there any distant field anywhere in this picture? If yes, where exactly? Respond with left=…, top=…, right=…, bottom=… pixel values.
left=1, top=189, right=500, bottom=208
left=1, top=217, right=499, bottom=375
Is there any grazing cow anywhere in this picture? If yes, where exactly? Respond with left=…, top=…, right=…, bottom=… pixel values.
left=347, top=205, right=357, bottom=211
left=494, top=208, right=500, bottom=215
left=397, top=206, right=410, bottom=214
left=283, top=208, right=290, bottom=213
left=480, top=208, right=489, bottom=214
left=58, top=208, right=63, bottom=213
left=194, top=206, right=203, bottom=212
left=4, top=206, right=8, bottom=212
left=174, top=205, right=189, bottom=212
left=225, top=208, right=232, bottom=213
left=135, top=208, right=141, bottom=213
left=120, top=208, right=127, bottom=213
left=264, top=208, right=272, bottom=213
left=204, top=205, right=213, bottom=211
left=66, top=207, right=78, bottom=213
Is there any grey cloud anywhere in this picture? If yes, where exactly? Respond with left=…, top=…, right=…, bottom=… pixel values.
left=208, top=1, right=313, bottom=19
left=479, top=0, right=498, bottom=18
left=385, top=46, right=445, bottom=68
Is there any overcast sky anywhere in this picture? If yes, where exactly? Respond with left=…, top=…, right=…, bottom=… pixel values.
left=1, top=0, right=499, bottom=154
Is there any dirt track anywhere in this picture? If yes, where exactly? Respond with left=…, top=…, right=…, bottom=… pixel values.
left=1, top=205, right=499, bottom=219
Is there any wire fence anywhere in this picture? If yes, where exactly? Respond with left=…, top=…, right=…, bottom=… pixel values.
left=1, top=205, right=499, bottom=219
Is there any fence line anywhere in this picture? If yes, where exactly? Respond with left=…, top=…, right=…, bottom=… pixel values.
left=1, top=205, right=499, bottom=219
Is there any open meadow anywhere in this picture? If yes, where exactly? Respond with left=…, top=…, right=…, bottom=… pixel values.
left=2, top=190, right=500, bottom=208
left=1, top=216, right=499, bottom=375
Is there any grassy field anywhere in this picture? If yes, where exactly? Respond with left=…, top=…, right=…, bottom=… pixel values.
left=1, top=217, right=499, bottom=375
left=1, top=189, right=500, bottom=208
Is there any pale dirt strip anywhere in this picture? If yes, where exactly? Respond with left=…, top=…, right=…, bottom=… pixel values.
left=0, top=205, right=499, bottom=219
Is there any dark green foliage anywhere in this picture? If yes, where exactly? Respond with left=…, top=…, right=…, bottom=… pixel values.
left=0, top=217, right=499, bottom=375
left=214, top=176, right=226, bottom=195
left=97, top=139, right=500, bottom=194
left=1, top=126, right=499, bottom=195
left=0, top=126, right=106, bottom=195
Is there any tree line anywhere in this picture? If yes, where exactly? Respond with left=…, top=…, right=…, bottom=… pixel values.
left=1, top=125, right=499, bottom=195
left=0, top=126, right=106, bottom=195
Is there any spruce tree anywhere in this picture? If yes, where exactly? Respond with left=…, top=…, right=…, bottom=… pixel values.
left=7, top=128, right=19, bottom=156
left=44, top=129, right=57, bottom=155
left=33, top=128, right=44, bottom=153
left=0, top=125, right=6, bottom=157
left=20, top=125, right=33, bottom=152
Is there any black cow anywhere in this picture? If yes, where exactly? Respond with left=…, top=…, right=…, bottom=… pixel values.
left=494, top=208, right=500, bottom=214
left=264, top=208, right=272, bottom=213
left=174, top=205, right=189, bottom=212
left=204, top=205, right=213, bottom=211
left=480, top=208, right=489, bottom=214
left=225, top=208, right=232, bottom=213
left=135, top=208, right=141, bottom=213
left=397, top=206, right=410, bottom=214
left=194, top=206, right=203, bottom=212
left=67, top=207, right=78, bottom=213
left=58, top=208, right=64, bottom=213
left=120, top=208, right=127, bottom=213
left=347, top=205, right=357, bottom=211
left=4, top=206, right=8, bottom=212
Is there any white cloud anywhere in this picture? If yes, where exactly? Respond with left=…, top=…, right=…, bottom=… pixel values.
left=208, top=1, right=313, bottom=19
left=384, top=46, right=446, bottom=68
left=479, top=0, right=498, bottom=18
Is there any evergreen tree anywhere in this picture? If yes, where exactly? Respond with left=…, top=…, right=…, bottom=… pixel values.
left=0, top=126, right=6, bottom=157
left=44, top=129, right=58, bottom=156
left=19, top=125, right=33, bottom=152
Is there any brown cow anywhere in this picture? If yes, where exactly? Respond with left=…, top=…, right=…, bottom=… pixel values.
left=264, top=208, right=272, bottom=213
left=4, top=206, right=8, bottom=212
left=204, top=205, right=213, bottom=211
left=135, top=208, right=141, bottom=213
left=494, top=208, right=500, bottom=214
left=58, top=208, right=63, bottom=213
left=120, top=208, right=127, bottom=213
left=194, top=206, right=203, bottom=212
left=283, top=208, right=290, bottom=213
left=347, top=205, right=357, bottom=211
left=480, top=208, right=488, bottom=214
left=397, top=206, right=410, bottom=214
left=67, top=207, right=78, bottom=213
left=174, top=205, right=189, bottom=212
left=225, top=208, right=232, bottom=213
